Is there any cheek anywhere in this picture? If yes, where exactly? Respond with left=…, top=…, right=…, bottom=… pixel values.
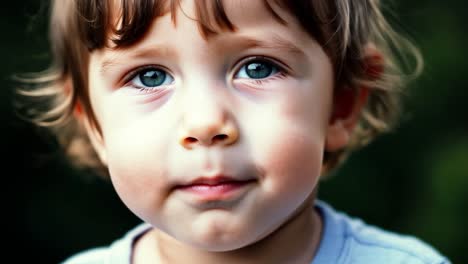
left=104, top=128, right=171, bottom=222
left=247, top=110, right=325, bottom=197
left=262, top=125, right=324, bottom=190
left=246, top=90, right=329, bottom=200
left=252, top=93, right=328, bottom=173
left=247, top=120, right=324, bottom=232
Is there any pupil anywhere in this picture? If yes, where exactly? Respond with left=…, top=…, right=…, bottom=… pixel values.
left=246, top=62, right=272, bottom=79
left=140, top=70, right=165, bottom=87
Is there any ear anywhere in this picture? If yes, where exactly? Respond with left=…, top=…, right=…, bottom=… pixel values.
left=80, top=108, right=108, bottom=166
left=71, top=90, right=108, bottom=166
left=325, top=44, right=383, bottom=151
left=325, top=86, right=368, bottom=151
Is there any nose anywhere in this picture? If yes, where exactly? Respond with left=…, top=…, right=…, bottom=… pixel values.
left=178, top=95, right=239, bottom=150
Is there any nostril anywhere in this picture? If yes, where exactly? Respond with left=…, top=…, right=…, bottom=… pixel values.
left=213, top=134, right=228, bottom=142
left=182, top=134, right=230, bottom=147
left=185, top=137, right=198, bottom=144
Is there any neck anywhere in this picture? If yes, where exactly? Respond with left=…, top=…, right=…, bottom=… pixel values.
left=134, top=197, right=322, bottom=264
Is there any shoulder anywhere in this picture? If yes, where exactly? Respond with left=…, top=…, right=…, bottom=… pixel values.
left=342, top=220, right=450, bottom=264
left=314, top=201, right=451, bottom=264
left=61, top=248, right=109, bottom=264
left=60, top=223, right=153, bottom=264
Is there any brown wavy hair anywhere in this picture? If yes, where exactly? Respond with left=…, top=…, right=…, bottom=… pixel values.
left=17, top=0, right=422, bottom=177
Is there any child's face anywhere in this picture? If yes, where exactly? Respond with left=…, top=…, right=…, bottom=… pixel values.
left=86, top=0, right=338, bottom=250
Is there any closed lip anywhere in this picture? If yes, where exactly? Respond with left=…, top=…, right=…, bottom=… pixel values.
left=174, top=175, right=256, bottom=189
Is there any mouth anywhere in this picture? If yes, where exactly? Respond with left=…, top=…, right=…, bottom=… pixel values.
left=173, top=175, right=257, bottom=202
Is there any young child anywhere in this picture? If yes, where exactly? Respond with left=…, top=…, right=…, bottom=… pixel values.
left=19, top=0, right=451, bottom=263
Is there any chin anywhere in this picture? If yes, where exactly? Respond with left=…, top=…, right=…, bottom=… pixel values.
left=189, top=237, right=253, bottom=252
left=180, top=220, right=259, bottom=252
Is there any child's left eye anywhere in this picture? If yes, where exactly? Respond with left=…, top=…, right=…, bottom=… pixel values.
left=235, top=59, right=280, bottom=79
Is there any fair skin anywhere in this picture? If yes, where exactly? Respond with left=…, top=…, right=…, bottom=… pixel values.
left=81, top=1, right=366, bottom=263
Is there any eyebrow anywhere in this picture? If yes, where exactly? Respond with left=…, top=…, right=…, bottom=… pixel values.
left=226, top=35, right=306, bottom=57
left=100, top=46, right=176, bottom=75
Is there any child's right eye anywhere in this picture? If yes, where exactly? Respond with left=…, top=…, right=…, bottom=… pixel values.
left=126, top=67, right=174, bottom=91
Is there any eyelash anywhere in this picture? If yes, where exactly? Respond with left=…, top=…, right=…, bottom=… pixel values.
left=234, top=56, right=288, bottom=84
left=123, top=65, right=174, bottom=93
left=122, top=56, right=288, bottom=93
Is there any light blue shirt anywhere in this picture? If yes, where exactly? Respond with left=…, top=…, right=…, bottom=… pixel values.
left=63, top=200, right=451, bottom=263
left=312, top=201, right=450, bottom=263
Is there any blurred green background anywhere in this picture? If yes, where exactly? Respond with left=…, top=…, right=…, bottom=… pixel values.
left=2, top=1, right=467, bottom=263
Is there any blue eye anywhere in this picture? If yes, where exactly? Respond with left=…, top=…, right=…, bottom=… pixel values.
left=236, top=60, right=278, bottom=79
left=131, top=68, right=174, bottom=88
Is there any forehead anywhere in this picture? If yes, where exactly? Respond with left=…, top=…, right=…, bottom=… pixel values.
left=181, top=0, right=286, bottom=27
left=106, top=0, right=293, bottom=48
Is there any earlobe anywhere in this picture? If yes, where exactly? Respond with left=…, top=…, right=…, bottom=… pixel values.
left=325, top=120, right=350, bottom=151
